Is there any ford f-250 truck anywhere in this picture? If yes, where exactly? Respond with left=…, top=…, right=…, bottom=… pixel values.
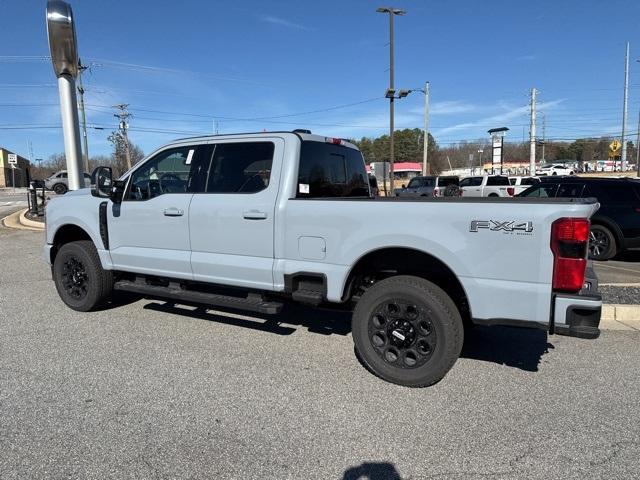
left=43, top=131, right=602, bottom=387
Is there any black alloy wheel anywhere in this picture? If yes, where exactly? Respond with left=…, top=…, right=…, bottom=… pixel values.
left=588, top=225, right=616, bottom=261
left=369, top=300, right=437, bottom=369
left=352, top=275, right=463, bottom=387
left=61, top=256, right=89, bottom=300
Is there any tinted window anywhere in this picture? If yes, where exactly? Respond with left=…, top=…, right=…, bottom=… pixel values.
left=598, top=183, right=638, bottom=204
left=520, top=184, right=559, bottom=197
left=557, top=183, right=585, bottom=198
left=60, top=172, right=68, bottom=178
left=128, top=146, right=205, bottom=200
left=459, top=178, right=472, bottom=188
left=206, top=142, right=274, bottom=193
left=437, top=176, right=459, bottom=187
left=297, top=141, right=368, bottom=197
left=509, top=178, right=517, bottom=185
left=487, top=176, right=510, bottom=186
left=521, top=177, right=540, bottom=186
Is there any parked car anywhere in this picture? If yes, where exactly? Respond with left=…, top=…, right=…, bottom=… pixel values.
left=459, top=175, right=513, bottom=197
left=44, top=170, right=92, bottom=195
left=44, top=131, right=601, bottom=387
left=518, top=177, right=640, bottom=260
left=394, top=175, right=459, bottom=197
left=536, top=164, right=575, bottom=176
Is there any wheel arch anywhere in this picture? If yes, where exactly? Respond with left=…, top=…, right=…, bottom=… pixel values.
left=50, top=224, right=93, bottom=264
left=342, top=246, right=472, bottom=322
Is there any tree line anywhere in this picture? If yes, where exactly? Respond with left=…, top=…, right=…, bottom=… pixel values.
left=352, top=129, right=637, bottom=173
left=29, top=130, right=145, bottom=180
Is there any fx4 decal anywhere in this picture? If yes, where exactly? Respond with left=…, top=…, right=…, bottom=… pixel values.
left=470, top=220, right=534, bottom=234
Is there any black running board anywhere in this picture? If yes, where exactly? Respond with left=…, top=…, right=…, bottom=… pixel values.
left=114, top=279, right=283, bottom=315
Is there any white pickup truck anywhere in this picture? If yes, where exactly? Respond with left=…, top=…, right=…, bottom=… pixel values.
left=43, top=131, right=602, bottom=387
left=459, top=175, right=513, bottom=197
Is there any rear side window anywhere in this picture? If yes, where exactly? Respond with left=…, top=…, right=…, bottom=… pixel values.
left=557, top=183, right=585, bottom=198
left=597, top=183, right=639, bottom=204
left=487, top=176, right=510, bottom=186
left=520, top=184, right=559, bottom=197
left=297, top=141, right=368, bottom=198
left=206, top=142, right=274, bottom=193
left=437, top=176, right=458, bottom=187
left=521, top=177, right=539, bottom=186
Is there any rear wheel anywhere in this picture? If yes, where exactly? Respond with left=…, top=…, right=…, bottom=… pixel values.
left=589, top=225, right=617, bottom=261
left=53, top=240, right=113, bottom=311
left=352, top=275, right=463, bottom=387
left=53, top=183, right=67, bottom=195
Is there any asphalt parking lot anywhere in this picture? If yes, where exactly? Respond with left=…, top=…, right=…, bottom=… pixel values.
left=1, top=227, right=640, bottom=479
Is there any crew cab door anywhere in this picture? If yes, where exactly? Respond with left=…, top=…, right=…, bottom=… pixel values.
left=189, top=138, right=283, bottom=290
left=108, top=145, right=208, bottom=279
left=459, top=176, right=482, bottom=196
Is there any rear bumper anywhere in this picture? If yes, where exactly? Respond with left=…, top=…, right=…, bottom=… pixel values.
left=552, top=293, right=601, bottom=339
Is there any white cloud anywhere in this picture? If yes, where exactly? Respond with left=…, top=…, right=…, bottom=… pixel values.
left=517, top=54, right=536, bottom=61
left=259, top=15, right=313, bottom=31
left=429, top=100, right=477, bottom=115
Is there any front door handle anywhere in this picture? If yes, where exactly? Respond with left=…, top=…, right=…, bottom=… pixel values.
left=243, top=210, right=268, bottom=220
left=163, top=207, right=184, bottom=217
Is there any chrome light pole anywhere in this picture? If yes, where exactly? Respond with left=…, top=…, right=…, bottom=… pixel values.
left=46, top=0, right=83, bottom=191
left=377, top=6, right=405, bottom=194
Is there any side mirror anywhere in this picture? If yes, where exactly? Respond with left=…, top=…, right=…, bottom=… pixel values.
left=92, top=166, right=113, bottom=199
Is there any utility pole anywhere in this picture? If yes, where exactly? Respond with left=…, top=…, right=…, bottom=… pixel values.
left=113, top=104, right=132, bottom=169
left=529, top=87, right=537, bottom=175
left=377, top=6, right=405, bottom=194
left=541, top=114, right=546, bottom=163
left=77, top=58, right=90, bottom=172
left=422, top=81, right=430, bottom=175
left=621, top=41, right=630, bottom=171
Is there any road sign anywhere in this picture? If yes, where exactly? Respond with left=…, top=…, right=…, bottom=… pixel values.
left=7, top=153, right=17, bottom=165
left=609, top=140, right=621, bottom=153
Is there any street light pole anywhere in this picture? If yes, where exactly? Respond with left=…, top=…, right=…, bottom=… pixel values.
left=422, top=81, right=430, bottom=175
left=377, top=6, right=405, bottom=194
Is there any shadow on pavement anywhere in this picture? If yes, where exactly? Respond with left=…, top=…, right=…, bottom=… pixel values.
left=343, top=462, right=402, bottom=480
left=143, top=303, right=552, bottom=372
left=461, top=325, right=553, bottom=372
left=143, top=301, right=352, bottom=337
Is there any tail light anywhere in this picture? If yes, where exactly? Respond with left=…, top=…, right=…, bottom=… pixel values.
left=550, top=218, right=589, bottom=292
left=507, top=187, right=515, bottom=196
left=432, top=188, right=440, bottom=197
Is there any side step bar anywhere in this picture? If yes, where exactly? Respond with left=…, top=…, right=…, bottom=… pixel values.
left=114, top=279, right=283, bottom=315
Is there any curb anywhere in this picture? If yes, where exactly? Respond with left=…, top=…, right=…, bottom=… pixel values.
left=600, top=305, right=640, bottom=331
left=19, top=209, right=45, bottom=229
left=1, top=209, right=43, bottom=232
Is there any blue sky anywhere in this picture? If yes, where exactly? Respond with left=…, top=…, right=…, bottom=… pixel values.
left=1, top=0, right=640, bottom=160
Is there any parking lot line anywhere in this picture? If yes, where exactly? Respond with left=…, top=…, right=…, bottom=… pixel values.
left=595, top=263, right=640, bottom=275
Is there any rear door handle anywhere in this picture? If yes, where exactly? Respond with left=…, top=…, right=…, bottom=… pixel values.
left=163, top=207, right=184, bottom=217
left=243, top=210, right=268, bottom=220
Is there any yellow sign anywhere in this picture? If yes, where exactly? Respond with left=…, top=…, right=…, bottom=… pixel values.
left=609, top=140, right=621, bottom=153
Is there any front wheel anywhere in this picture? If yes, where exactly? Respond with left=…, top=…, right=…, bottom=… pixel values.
left=53, top=240, right=113, bottom=311
left=53, top=183, right=67, bottom=195
left=589, top=225, right=617, bottom=261
left=352, top=275, right=463, bottom=387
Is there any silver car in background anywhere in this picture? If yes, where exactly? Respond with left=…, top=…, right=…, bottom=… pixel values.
left=44, top=170, right=93, bottom=195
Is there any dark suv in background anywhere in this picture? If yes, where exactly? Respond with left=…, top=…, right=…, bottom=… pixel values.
left=519, top=177, right=640, bottom=260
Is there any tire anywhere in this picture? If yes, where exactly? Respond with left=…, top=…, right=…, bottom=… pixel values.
left=352, top=275, right=463, bottom=387
left=53, top=240, right=113, bottom=311
left=488, top=193, right=499, bottom=197
left=53, top=183, right=67, bottom=195
left=552, top=172, right=557, bottom=176
left=589, top=225, right=617, bottom=261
